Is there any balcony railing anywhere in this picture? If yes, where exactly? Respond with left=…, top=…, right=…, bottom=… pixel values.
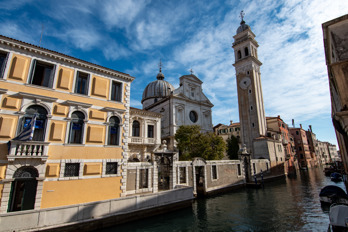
left=129, top=137, right=157, bottom=145
left=8, top=141, right=49, bottom=161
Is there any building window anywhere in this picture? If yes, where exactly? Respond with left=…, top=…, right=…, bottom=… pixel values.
left=148, top=125, right=154, bottom=138
left=0, top=51, right=8, bottom=78
left=266, top=163, right=269, bottom=171
left=212, top=165, right=217, bottom=180
left=132, top=120, right=140, bottom=137
left=253, top=163, right=256, bottom=173
left=30, top=60, right=55, bottom=88
left=111, top=81, right=122, bottom=102
left=21, top=105, right=48, bottom=141
left=252, top=123, right=255, bottom=128
left=64, top=163, right=80, bottom=177
left=106, top=162, right=118, bottom=175
left=108, top=116, right=120, bottom=145
left=237, top=50, right=242, bottom=59
left=69, top=111, right=85, bottom=144
left=180, top=167, right=186, bottom=184
left=237, top=164, right=241, bottom=176
left=139, top=169, right=148, bottom=189
left=296, top=131, right=299, bottom=135
left=74, top=71, right=89, bottom=95
left=245, top=47, right=249, bottom=56
left=189, top=111, right=198, bottom=123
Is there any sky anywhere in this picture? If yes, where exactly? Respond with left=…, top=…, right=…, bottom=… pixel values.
left=0, top=0, right=347, bottom=147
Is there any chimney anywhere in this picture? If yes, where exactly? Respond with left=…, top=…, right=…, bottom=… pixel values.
left=292, top=119, right=295, bottom=127
left=300, top=124, right=302, bottom=129
left=309, top=125, right=312, bottom=132
left=230, top=120, right=233, bottom=126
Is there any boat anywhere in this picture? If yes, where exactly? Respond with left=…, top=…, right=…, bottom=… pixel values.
left=319, top=185, right=348, bottom=205
left=331, top=173, right=343, bottom=182
left=328, top=204, right=348, bottom=231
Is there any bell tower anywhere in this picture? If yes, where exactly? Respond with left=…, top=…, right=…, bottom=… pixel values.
left=232, top=11, right=267, bottom=155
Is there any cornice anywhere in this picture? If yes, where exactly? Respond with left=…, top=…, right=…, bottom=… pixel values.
left=17, top=92, right=58, bottom=102
left=0, top=35, right=135, bottom=82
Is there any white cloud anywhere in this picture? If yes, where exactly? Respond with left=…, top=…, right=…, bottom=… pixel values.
left=103, top=41, right=131, bottom=60
left=64, top=28, right=101, bottom=50
left=100, top=0, right=149, bottom=29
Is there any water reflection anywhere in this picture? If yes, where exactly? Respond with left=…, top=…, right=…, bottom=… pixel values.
left=99, top=168, right=345, bottom=232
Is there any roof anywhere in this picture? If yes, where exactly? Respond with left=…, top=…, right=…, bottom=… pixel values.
left=0, top=34, right=135, bottom=81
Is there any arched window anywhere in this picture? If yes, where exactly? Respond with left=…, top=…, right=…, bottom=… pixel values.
left=109, top=116, right=120, bottom=145
left=245, top=47, right=249, bottom=56
left=22, top=105, right=48, bottom=141
left=237, top=50, right=242, bottom=59
left=69, top=111, right=85, bottom=144
left=132, top=120, right=140, bottom=137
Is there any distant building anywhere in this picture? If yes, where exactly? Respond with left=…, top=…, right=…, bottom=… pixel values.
left=305, top=126, right=319, bottom=167
left=322, top=14, right=348, bottom=173
left=142, top=68, right=213, bottom=150
left=289, top=125, right=313, bottom=169
left=317, top=141, right=331, bottom=164
left=0, top=35, right=134, bottom=212
left=213, top=121, right=241, bottom=159
left=266, top=116, right=297, bottom=174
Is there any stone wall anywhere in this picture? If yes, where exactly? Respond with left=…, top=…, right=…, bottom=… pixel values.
left=0, top=186, right=193, bottom=232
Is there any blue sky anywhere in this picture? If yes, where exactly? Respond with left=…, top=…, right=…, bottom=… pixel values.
left=0, top=0, right=347, bottom=147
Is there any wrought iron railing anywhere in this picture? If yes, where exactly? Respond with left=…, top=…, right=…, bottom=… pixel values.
left=8, top=141, right=49, bottom=161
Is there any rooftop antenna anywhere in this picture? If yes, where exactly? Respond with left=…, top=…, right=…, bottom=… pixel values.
left=39, top=24, right=44, bottom=47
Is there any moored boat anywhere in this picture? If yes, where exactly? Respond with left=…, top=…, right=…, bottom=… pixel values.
left=328, top=204, right=348, bottom=231
left=331, top=173, right=343, bottom=182
left=319, top=185, right=348, bottom=205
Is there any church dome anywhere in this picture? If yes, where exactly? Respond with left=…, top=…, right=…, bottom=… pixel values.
left=236, top=20, right=250, bottom=34
left=141, top=71, right=174, bottom=103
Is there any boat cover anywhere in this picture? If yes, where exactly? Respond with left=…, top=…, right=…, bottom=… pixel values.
left=319, top=185, right=348, bottom=199
left=330, top=204, right=348, bottom=227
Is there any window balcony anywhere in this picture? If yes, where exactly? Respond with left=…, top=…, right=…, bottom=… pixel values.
left=8, top=141, right=49, bottom=161
left=129, top=137, right=157, bottom=145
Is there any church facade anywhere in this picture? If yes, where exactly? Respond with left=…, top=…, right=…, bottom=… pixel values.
left=142, top=69, right=213, bottom=150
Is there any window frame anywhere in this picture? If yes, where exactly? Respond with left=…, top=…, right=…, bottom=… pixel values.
left=29, top=59, right=56, bottom=88
left=110, top=80, right=123, bottom=102
left=74, top=71, right=89, bottom=95
left=0, top=51, right=9, bottom=79
left=64, top=163, right=80, bottom=177
left=132, top=120, right=140, bottom=137
left=68, top=111, right=85, bottom=144
left=108, top=116, right=120, bottom=146
left=211, top=165, right=218, bottom=180
left=105, top=162, right=118, bottom=175
left=147, top=124, right=154, bottom=138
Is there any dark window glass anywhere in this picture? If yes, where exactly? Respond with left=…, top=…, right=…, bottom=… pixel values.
left=245, top=47, right=249, bottom=56
left=111, top=81, right=122, bottom=101
left=132, top=120, right=140, bottom=137
left=180, top=167, right=186, bottom=183
left=75, top=71, right=89, bottom=95
left=148, top=125, right=154, bottom=138
left=30, top=60, right=55, bottom=87
left=0, top=52, right=8, bottom=78
left=237, top=164, right=241, bottom=175
left=69, top=111, right=85, bottom=144
left=189, top=111, right=198, bottom=123
left=108, top=116, right=120, bottom=145
left=212, top=165, right=217, bottom=179
left=106, top=162, right=118, bottom=175
left=64, top=163, right=80, bottom=177
left=23, top=105, right=48, bottom=141
left=139, top=169, right=148, bottom=188
left=237, top=50, right=242, bottom=59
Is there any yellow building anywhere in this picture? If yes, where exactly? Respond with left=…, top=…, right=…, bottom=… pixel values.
left=0, top=35, right=134, bottom=213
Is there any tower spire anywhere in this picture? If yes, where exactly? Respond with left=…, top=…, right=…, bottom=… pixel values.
left=156, top=59, right=165, bottom=80
left=159, top=59, right=162, bottom=73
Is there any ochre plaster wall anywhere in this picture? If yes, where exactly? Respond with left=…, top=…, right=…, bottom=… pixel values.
left=41, top=177, right=122, bottom=208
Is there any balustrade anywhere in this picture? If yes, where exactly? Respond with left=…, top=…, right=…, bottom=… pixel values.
left=7, top=141, right=49, bottom=161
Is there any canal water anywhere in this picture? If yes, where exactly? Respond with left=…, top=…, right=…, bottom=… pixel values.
left=100, top=168, right=346, bottom=232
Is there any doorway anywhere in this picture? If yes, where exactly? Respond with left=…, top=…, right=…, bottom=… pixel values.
left=8, top=166, right=38, bottom=212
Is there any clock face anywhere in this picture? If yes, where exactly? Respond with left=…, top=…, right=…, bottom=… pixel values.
left=239, top=77, right=251, bottom=90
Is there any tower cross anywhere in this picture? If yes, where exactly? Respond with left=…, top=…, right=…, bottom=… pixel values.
left=189, top=68, right=194, bottom=75
left=159, top=59, right=162, bottom=72
left=239, top=10, right=245, bottom=22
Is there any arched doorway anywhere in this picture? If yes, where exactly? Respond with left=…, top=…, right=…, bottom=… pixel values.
left=8, top=166, right=38, bottom=212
